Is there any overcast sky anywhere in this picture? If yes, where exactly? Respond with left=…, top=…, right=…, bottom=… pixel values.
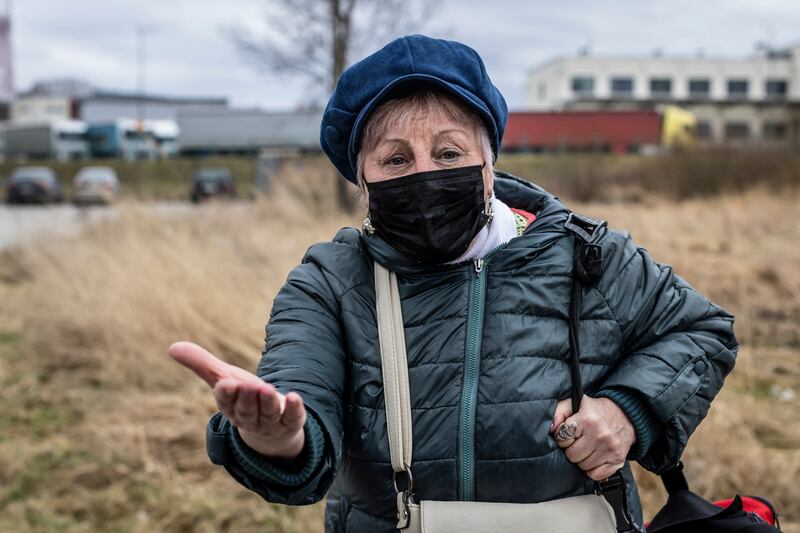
left=10, top=0, right=800, bottom=111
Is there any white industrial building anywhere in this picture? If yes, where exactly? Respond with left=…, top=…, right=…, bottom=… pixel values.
left=11, top=78, right=228, bottom=124
left=10, top=95, right=73, bottom=124
left=526, top=42, right=800, bottom=146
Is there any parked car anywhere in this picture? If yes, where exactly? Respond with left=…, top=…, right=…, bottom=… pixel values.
left=5, top=166, right=63, bottom=204
left=190, top=167, right=236, bottom=203
left=73, top=166, right=120, bottom=205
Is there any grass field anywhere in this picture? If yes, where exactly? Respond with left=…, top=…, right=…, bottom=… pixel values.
left=0, top=155, right=798, bottom=532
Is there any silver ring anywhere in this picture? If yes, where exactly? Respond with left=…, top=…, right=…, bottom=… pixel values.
left=556, top=420, right=578, bottom=442
left=392, top=467, right=414, bottom=495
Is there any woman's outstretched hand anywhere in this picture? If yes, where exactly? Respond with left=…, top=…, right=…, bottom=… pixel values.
left=168, top=341, right=306, bottom=460
left=549, top=395, right=636, bottom=481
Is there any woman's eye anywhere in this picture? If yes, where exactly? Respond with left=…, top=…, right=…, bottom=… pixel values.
left=441, top=150, right=461, bottom=160
left=386, top=156, right=407, bottom=166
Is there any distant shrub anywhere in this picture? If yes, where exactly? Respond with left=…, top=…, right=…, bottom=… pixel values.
left=498, top=148, right=800, bottom=203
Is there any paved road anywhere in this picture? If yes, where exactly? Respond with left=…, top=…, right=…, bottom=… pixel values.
left=0, top=204, right=113, bottom=249
left=0, top=202, right=190, bottom=249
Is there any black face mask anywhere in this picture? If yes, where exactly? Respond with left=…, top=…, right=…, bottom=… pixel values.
left=363, top=163, right=491, bottom=265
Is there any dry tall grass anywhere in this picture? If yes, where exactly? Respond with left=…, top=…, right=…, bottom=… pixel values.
left=0, top=158, right=798, bottom=532
left=500, top=148, right=800, bottom=203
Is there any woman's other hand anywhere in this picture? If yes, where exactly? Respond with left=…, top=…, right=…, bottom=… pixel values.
left=548, top=395, right=635, bottom=481
left=168, top=341, right=306, bottom=460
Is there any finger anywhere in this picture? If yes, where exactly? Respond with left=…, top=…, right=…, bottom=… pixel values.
left=577, top=449, right=607, bottom=471
left=258, top=383, right=282, bottom=422
left=281, top=391, right=306, bottom=429
left=213, top=378, right=239, bottom=422
left=233, top=380, right=262, bottom=428
left=564, top=435, right=594, bottom=464
left=586, top=462, right=625, bottom=482
left=549, top=398, right=573, bottom=433
left=168, top=341, right=230, bottom=387
left=555, top=413, right=584, bottom=449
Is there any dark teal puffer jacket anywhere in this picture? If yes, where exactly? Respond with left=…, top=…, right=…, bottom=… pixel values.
left=205, top=172, right=738, bottom=532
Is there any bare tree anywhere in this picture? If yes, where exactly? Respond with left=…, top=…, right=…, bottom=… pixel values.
left=226, top=0, right=439, bottom=211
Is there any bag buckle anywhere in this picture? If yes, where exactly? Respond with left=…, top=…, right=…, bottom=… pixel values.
left=595, top=471, right=636, bottom=532
left=393, top=467, right=415, bottom=529
left=395, top=491, right=412, bottom=529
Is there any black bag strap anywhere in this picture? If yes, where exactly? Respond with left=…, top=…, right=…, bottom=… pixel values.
left=565, top=213, right=639, bottom=533
left=564, top=212, right=606, bottom=413
left=660, top=461, right=690, bottom=495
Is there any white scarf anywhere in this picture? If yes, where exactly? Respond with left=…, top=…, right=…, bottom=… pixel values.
left=445, top=195, right=518, bottom=264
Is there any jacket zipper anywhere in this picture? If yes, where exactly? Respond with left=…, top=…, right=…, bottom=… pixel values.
left=457, top=246, right=502, bottom=500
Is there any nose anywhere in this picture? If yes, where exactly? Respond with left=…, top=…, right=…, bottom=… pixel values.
left=413, top=153, right=437, bottom=173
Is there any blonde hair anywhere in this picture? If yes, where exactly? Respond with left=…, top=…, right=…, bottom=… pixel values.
left=355, top=90, right=496, bottom=204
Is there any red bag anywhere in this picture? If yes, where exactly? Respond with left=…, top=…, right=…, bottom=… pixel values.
left=644, top=461, right=781, bottom=532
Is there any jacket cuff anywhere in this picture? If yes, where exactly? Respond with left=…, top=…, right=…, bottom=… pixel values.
left=594, top=389, right=662, bottom=461
left=226, top=412, right=325, bottom=487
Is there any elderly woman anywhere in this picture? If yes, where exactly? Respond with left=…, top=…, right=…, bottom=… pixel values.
left=169, top=35, right=737, bottom=532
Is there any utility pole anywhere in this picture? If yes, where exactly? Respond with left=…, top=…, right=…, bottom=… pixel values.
left=136, top=24, right=156, bottom=162
left=0, top=0, right=14, bottom=118
left=136, top=25, right=156, bottom=126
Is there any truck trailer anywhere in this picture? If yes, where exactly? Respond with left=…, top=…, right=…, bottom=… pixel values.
left=87, top=119, right=179, bottom=160
left=2, top=120, right=89, bottom=161
left=503, top=106, right=696, bottom=154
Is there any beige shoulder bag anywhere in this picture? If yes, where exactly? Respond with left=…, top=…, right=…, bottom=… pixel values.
left=374, top=260, right=632, bottom=533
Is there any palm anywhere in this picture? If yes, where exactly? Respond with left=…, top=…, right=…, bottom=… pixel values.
left=168, top=341, right=306, bottom=459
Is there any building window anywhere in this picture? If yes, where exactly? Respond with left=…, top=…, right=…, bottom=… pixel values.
left=571, top=76, right=594, bottom=97
left=611, top=77, right=634, bottom=98
left=688, top=78, right=711, bottom=99
left=537, top=82, right=547, bottom=101
left=696, top=121, right=713, bottom=139
left=650, top=78, right=672, bottom=98
left=725, top=122, right=751, bottom=140
left=727, top=79, right=749, bottom=100
left=763, top=122, right=787, bottom=140
left=765, top=79, right=788, bottom=101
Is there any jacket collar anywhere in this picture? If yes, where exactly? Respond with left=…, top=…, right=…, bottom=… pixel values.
left=360, top=170, right=572, bottom=275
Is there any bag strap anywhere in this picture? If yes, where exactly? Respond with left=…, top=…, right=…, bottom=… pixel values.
left=564, top=213, right=606, bottom=412
left=659, top=461, right=689, bottom=495
left=374, top=261, right=414, bottom=474
left=565, top=213, right=639, bottom=533
left=374, top=261, right=416, bottom=528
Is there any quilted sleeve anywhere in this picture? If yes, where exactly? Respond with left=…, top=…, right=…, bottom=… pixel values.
left=592, top=229, right=738, bottom=474
left=205, top=248, right=347, bottom=504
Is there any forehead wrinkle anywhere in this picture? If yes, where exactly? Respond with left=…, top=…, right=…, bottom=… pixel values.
left=433, top=129, right=471, bottom=143
left=382, top=120, right=470, bottom=143
left=360, top=90, right=487, bottom=157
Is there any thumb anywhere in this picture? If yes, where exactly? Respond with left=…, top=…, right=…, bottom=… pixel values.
left=168, top=341, right=230, bottom=387
left=549, top=397, right=573, bottom=433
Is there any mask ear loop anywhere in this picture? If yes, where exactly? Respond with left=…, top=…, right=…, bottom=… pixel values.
left=484, top=191, right=494, bottom=225
left=481, top=161, right=494, bottom=225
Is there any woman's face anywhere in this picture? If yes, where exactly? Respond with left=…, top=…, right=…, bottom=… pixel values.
left=361, top=107, right=493, bottom=197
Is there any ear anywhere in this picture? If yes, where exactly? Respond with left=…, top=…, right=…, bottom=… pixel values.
left=483, top=164, right=495, bottom=198
left=358, top=186, right=369, bottom=210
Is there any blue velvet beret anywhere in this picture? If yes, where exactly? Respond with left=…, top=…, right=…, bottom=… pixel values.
left=320, top=34, right=508, bottom=184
